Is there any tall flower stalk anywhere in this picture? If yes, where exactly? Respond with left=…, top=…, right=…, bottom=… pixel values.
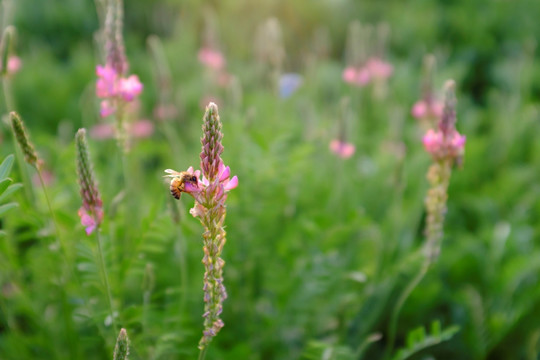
left=10, top=112, right=63, bottom=246
left=76, top=128, right=116, bottom=334
left=385, top=80, right=465, bottom=358
left=95, top=0, right=143, bottom=151
left=164, top=103, right=238, bottom=357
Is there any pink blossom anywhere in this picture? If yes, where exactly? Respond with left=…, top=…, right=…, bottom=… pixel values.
left=342, top=66, right=370, bottom=86
left=198, top=48, right=226, bottom=70
left=99, top=100, right=116, bottom=118
left=118, top=75, right=143, bottom=101
left=90, top=123, right=116, bottom=139
left=330, top=139, right=355, bottom=159
left=96, top=65, right=118, bottom=98
left=130, top=119, right=154, bottom=138
left=95, top=64, right=143, bottom=118
left=422, top=128, right=466, bottom=160
left=5, top=56, right=22, bottom=74
left=412, top=100, right=444, bottom=120
left=422, top=129, right=443, bottom=154
left=366, top=57, right=393, bottom=80
left=78, top=207, right=104, bottom=235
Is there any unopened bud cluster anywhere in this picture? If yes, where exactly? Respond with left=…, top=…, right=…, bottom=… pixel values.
left=10, top=112, right=39, bottom=167
left=76, top=129, right=104, bottom=235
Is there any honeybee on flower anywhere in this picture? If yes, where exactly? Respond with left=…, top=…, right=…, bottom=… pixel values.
left=164, top=168, right=200, bottom=199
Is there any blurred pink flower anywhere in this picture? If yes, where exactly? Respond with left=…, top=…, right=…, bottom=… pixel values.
left=423, top=128, right=465, bottom=160
left=154, top=104, right=178, bottom=121
left=90, top=123, right=115, bottom=139
left=95, top=64, right=143, bottom=117
left=342, top=66, right=371, bottom=86
left=330, top=139, right=355, bottom=159
left=118, top=75, right=143, bottom=101
left=130, top=119, right=154, bottom=138
left=198, top=48, right=226, bottom=70
left=366, top=57, right=393, bottom=80
left=78, top=207, right=104, bottom=235
left=5, top=56, right=22, bottom=74
left=412, top=99, right=444, bottom=120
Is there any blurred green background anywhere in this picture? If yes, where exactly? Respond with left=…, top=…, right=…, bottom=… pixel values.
left=1, top=0, right=540, bottom=359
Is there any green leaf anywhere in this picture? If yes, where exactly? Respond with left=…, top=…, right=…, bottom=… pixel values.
left=0, top=183, right=23, bottom=203
left=392, top=321, right=460, bottom=360
left=0, top=154, right=14, bottom=180
left=0, top=178, right=12, bottom=196
left=0, top=202, right=18, bottom=216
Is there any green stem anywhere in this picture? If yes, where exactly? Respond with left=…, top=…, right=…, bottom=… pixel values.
left=96, top=230, right=117, bottom=334
left=177, top=226, right=188, bottom=313
left=384, top=260, right=430, bottom=359
left=198, top=346, right=208, bottom=360
left=36, top=168, right=64, bottom=253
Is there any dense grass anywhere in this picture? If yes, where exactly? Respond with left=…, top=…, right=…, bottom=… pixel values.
left=1, top=0, right=540, bottom=359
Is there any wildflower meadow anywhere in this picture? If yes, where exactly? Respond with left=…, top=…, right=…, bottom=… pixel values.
left=1, top=0, right=540, bottom=359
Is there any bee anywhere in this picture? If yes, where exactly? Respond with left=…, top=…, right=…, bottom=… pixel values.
left=164, top=169, right=199, bottom=200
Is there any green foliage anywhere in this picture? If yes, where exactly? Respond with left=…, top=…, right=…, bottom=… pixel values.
left=392, top=321, right=460, bottom=360
left=0, top=154, right=20, bottom=219
left=0, top=0, right=540, bottom=359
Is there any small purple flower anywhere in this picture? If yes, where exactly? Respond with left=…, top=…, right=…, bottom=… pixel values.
left=279, top=73, right=303, bottom=98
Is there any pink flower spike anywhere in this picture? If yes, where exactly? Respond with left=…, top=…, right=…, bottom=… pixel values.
left=224, top=175, right=238, bottom=191
left=130, top=120, right=154, bottom=138
left=412, top=100, right=427, bottom=119
left=367, top=57, right=393, bottom=79
left=90, top=123, right=115, bottom=139
left=198, top=48, right=226, bottom=70
left=422, top=129, right=443, bottom=154
left=7, top=56, right=22, bottom=74
left=330, top=140, right=355, bottom=159
left=118, top=75, right=143, bottom=101
left=342, top=67, right=357, bottom=83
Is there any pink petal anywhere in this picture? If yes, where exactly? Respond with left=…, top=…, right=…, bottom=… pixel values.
left=411, top=101, right=427, bottom=119
left=219, top=166, right=231, bottom=182
left=342, top=67, right=357, bottom=83
left=90, top=123, right=115, bottom=139
left=224, top=175, right=238, bottom=190
left=130, top=120, right=154, bottom=138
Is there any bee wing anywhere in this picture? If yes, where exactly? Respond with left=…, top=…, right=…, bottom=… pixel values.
left=164, top=169, right=182, bottom=178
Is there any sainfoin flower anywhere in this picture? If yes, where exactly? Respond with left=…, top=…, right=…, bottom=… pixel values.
left=422, top=80, right=465, bottom=262
left=412, top=99, right=443, bottom=120
left=95, top=65, right=143, bottom=117
left=366, top=57, right=393, bottom=80
left=342, top=65, right=370, bottom=86
left=198, top=47, right=225, bottom=70
left=422, top=81, right=466, bottom=163
left=330, top=139, right=355, bottom=159
left=163, top=102, right=237, bottom=350
left=3, top=56, right=22, bottom=75
left=76, top=129, right=104, bottom=235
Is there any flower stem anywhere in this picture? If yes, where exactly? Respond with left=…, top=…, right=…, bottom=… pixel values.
left=36, top=168, right=64, bottom=252
left=198, top=346, right=208, bottom=360
left=384, top=259, right=430, bottom=359
left=96, top=230, right=117, bottom=334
